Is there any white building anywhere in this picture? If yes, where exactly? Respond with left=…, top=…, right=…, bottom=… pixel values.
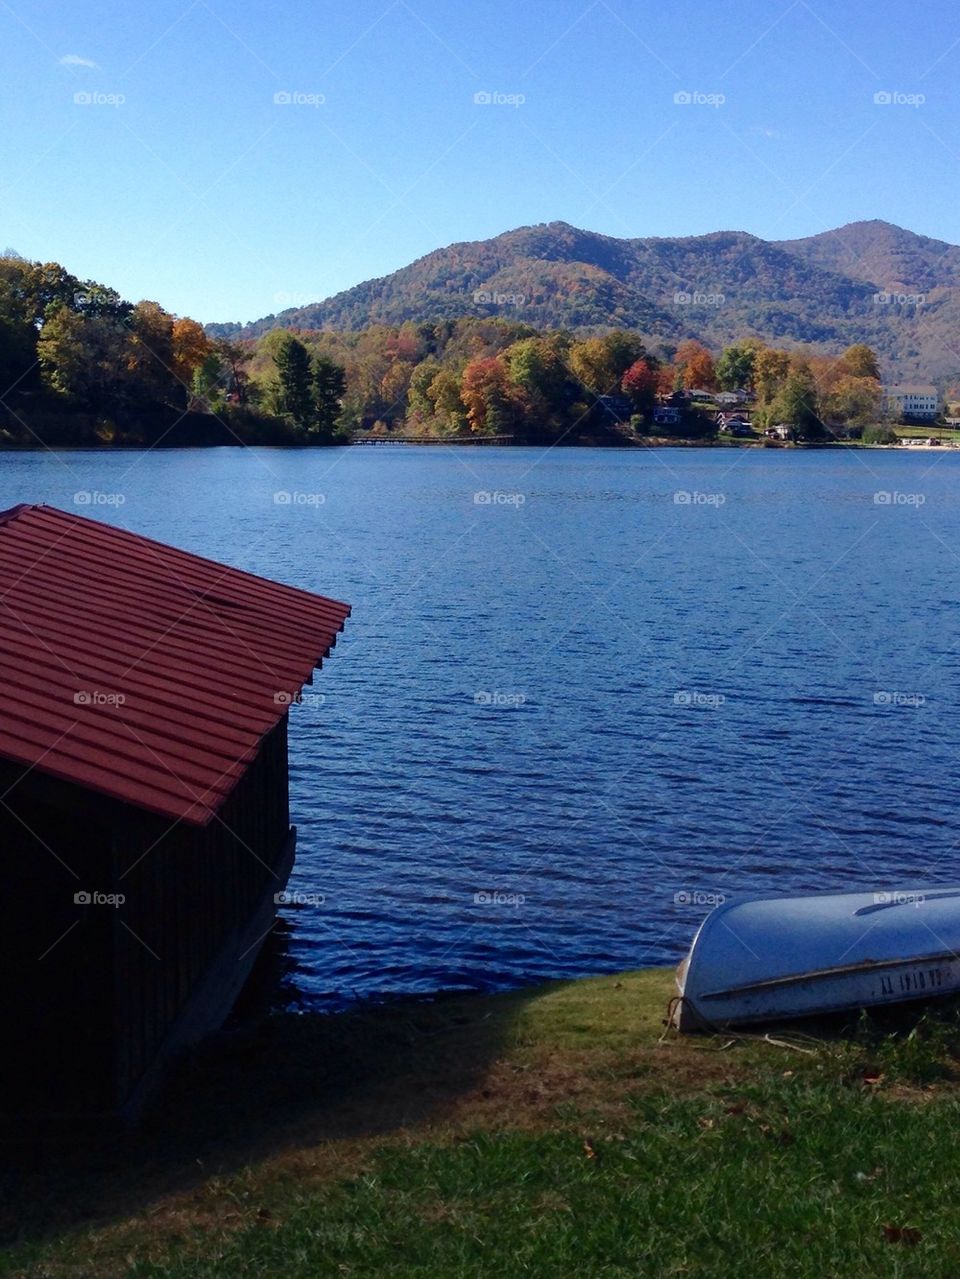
left=884, top=385, right=939, bottom=421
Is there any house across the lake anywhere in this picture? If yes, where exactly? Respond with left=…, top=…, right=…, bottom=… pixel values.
left=653, top=405, right=682, bottom=426
left=0, top=504, right=350, bottom=1124
left=596, top=394, right=632, bottom=423
left=883, top=384, right=939, bottom=421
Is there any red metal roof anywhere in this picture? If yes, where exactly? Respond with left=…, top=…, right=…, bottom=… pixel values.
left=0, top=504, right=350, bottom=825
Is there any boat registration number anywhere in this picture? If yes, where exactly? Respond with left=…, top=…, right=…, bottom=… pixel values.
left=878, top=966, right=949, bottom=998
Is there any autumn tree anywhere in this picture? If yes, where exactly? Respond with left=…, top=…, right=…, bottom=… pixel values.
left=673, top=340, right=716, bottom=390
left=503, top=334, right=580, bottom=439
left=214, top=338, right=252, bottom=405
left=127, top=301, right=176, bottom=404
left=37, top=306, right=129, bottom=402
left=821, top=374, right=882, bottom=433
left=461, top=356, right=523, bottom=435
left=428, top=369, right=467, bottom=433
left=767, top=363, right=822, bottom=439
left=569, top=337, right=617, bottom=394
left=172, top=317, right=212, bottom=391
left=753, top=347, right=791, bottom=411
left=407, top=357, right=442, bottom=421
left=840, top=343, right=880, bottom=381
left=621, top=357, right=657, bottom=412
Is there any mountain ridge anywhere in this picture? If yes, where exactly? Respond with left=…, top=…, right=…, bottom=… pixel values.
left=209, top=220, right=960, bottom=381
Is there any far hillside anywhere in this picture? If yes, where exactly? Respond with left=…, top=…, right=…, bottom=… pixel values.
left=207, top=220, right=960, bottom=385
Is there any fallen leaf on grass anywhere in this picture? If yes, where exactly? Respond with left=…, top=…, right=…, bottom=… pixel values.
left=883, top=1224, right=922, bottom=1246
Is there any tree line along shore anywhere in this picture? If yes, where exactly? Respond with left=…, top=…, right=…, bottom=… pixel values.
left=0, top=253, right=949, bottom=448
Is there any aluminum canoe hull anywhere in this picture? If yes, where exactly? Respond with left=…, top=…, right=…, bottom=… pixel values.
left=674, top=887, right=960, bottom=1031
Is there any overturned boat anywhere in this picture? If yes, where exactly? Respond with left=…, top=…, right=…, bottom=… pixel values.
left=674, top=888, right=960, bottom=1032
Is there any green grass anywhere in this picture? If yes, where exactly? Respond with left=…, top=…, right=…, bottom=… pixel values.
left=7, top=971, right=960, bottom=1278
left=891, top=424, right=960, bottom=441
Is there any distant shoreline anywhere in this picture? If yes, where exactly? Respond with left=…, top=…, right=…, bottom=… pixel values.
left=0, top=438, right=955, bottom=453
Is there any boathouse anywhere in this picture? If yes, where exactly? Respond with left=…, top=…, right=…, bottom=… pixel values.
left=0, top=504, right=350, bottom=1121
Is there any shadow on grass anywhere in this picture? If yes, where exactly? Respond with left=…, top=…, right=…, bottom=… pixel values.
left=0, top=972, right=552, bottom=1251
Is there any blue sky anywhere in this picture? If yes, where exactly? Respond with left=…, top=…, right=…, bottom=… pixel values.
left=3, top=0, right=959, bottom=323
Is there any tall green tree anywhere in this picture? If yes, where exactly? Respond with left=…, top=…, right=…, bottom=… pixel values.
left=313, top=354, right=346, bottom=439
left=716, top=344, right=756, bottom=391
left=274, top=334, right=314, bottom=430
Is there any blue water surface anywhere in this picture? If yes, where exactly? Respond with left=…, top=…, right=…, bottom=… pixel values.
left=8, top=444, right=960, bottom=1007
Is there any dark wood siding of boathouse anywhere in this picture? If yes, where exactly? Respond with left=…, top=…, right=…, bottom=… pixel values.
left=112, top=718, right=291, bottom=1102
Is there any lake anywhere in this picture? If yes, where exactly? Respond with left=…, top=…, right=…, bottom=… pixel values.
left=9, top=444, right=960, bottom=1009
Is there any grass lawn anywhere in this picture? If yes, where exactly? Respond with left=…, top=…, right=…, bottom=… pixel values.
left=5, top=969, right=960, bottom=1277
left=892, top=425, right=960, bottom=442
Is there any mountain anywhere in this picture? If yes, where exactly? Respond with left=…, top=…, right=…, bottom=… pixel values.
left=776, top=220, right=960, bottom=294
left=210, top=220, right=960, bottom=381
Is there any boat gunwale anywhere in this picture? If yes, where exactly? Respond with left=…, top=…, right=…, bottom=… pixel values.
left=699, top=949, right=960, bottom=1001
